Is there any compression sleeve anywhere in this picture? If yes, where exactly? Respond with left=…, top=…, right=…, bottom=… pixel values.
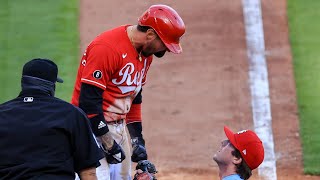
left=79, top=83, right=109, bottom=136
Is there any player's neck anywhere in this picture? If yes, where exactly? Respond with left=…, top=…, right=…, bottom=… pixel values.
left=218, top=164, right=238, bottom=180
left=127, top=25, right=143, bottom=53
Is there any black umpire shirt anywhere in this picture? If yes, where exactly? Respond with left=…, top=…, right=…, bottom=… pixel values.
left=0, top=90, right=104, bottom=180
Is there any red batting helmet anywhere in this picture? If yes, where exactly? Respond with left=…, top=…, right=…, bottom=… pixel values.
left=138, top=4, right=186, bottom=54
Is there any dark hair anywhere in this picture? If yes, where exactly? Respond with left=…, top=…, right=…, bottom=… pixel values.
left=231, top=148, right=252, bottom=180
left=137, top=25, right=152, bottom=32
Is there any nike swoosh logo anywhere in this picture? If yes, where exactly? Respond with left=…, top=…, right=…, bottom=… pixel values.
left=122, top=53, right=127, bottom=58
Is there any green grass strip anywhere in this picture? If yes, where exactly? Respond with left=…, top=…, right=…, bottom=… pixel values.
left=0, top=0, right=79, bottom=102
left=288, top=0, right=320, bottom=175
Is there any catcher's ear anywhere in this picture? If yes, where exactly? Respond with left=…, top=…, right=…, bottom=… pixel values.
left=232, top=156, right=242, bottom=166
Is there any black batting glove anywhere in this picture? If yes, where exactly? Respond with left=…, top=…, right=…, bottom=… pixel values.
left=131, top=137, right=148, bottom=162
left=102, top=140, right=126, bottom=164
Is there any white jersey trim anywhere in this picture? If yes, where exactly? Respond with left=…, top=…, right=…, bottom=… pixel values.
left=81, top=78, right=106, bottom=89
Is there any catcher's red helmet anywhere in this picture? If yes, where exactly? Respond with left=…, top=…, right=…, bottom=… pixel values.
left=138, top=4, right=185, bottom=54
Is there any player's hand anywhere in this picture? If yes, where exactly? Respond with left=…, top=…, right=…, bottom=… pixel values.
left=102, top=140, right=126, bottom=164
left=100, top=132, right=126, bottom=164
left=131, top=137, right=148, bottom=162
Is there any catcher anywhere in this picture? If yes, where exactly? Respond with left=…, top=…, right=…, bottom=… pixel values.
left=133, top=160, right=158, bottom=180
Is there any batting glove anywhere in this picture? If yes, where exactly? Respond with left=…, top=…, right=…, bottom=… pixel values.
left=131, top=137, right=148, bottom=162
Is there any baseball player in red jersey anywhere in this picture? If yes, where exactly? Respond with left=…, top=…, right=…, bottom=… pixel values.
left=71, top=4, right=185, bottom=180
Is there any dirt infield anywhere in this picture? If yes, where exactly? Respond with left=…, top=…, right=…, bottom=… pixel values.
left=79, top=0, right=319, bottom=179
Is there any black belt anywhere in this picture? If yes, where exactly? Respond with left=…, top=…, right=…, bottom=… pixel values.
left=106, top=119, right=124, bottom=125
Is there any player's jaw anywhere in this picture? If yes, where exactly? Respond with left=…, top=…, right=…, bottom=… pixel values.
left=142, top=37, right=168, bottom=58
left=213, top=140, right=234, bottom=164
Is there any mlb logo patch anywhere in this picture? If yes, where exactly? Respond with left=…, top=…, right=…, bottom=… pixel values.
left=23, top=97, right=34, bottom=103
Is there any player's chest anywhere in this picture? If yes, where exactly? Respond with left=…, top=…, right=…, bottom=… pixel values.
left=111, top=57, right=150, bottom=87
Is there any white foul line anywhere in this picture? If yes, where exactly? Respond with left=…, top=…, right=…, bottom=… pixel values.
left=242, top=0, right=277, bottom=179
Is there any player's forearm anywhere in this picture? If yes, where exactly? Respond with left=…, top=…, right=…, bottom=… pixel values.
left=127, top=121, right=143, bottom=139
left=100, top=131, right=115, bottom=150
left=79, top=167, right=97, bottom=180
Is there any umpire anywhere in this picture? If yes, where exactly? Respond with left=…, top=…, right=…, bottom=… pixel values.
left=0, top=58, right=103, bottom=180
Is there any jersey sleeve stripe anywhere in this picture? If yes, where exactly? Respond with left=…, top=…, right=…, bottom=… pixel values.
left=81, top=78, right=106, bottom=89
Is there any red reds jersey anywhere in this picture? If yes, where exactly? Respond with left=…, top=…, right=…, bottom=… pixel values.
left=71, top=25, right=153, bottom=122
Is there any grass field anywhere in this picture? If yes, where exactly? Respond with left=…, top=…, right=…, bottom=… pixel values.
left=0, top=0, right=79, bottom=102
left=288, top=0, right=320, bottom=175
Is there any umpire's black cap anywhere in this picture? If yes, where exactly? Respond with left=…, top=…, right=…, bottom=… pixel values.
left=22, top=58, right=63, bottom=83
